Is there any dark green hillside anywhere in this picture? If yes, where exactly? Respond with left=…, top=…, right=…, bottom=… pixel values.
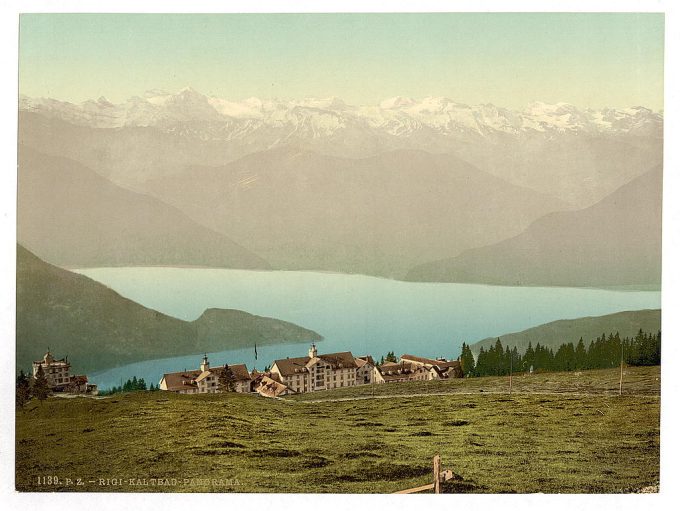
left=470, top=309, right=661, bottom=355
left=16, top=245, right=321, bottom=374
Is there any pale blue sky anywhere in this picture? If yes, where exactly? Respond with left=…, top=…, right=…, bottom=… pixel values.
left=19, top=13, right=664, bottom=109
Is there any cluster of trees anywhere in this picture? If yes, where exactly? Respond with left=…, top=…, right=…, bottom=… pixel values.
left=458, top=329, right=661, bottom=377
left=98, top=376, right=159, bottom=396
left=15, top=367, right=50, bottom=408
left=379, top=352, right=398, bottom=365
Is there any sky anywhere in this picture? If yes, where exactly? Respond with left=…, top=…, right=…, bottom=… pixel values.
left=19, top=13, right=664, bottom=110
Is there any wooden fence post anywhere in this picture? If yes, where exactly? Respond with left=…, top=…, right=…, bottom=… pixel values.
left=619, top=342, right=624, bottom=396
left=393, top=455, right=456, bottom=494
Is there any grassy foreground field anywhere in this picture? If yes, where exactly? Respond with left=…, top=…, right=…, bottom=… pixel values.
left=15, top=366, right=660, bottom=493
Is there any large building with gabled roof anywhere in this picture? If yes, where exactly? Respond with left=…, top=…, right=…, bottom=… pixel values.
left=270, top=344, right=359, bottom=393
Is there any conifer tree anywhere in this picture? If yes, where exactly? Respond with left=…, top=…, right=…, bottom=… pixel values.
left=32, top=365, right=51, bottom=403
left=476, top=346, right=488, bottom=376
left=218, top=364, right=236, bottom=392
left=459, top=342, right=476, bottom=377
left=511, top=346, right=520, bottom=373
left=493, top=338, right=504, bottom=375
left=16, top=370, right=32, bottom=409
left=575, top=338, right=587, bottom=370
left=523, top=342, right=535, bottom=372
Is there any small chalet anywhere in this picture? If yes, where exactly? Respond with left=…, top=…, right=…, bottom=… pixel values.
left=253, top=374, right=292, bottom=398
left=400, top=354, right=463, bottom=379
left=159, top=355, right=252, bottom=394
left=355, top=355, right=376, bottom=385
left=374, top=360, right=430, bottom=383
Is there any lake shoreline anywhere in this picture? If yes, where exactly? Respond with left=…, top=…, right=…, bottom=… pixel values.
left=71, top=266, right=660, bottom=293
left=75, top=267, right=660, bottom=390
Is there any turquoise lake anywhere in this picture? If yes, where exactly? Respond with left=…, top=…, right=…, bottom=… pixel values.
left=74, top=268, right=661, bottom=390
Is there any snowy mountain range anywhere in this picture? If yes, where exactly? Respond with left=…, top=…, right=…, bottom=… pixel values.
left=17, top=87, right=663, bottom=285
left=19, top=87, right=663, bottom=140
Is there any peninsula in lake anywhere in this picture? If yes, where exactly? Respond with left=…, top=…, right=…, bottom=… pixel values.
left=16, top=245, right=321, bottom=375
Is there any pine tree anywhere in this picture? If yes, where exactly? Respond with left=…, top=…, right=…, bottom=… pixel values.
left=459, top=342, right=476, bottom=377
left=475, top=347, right=485, bottom=376
left=385, top=351, right=398, bottom=363
left=16, top=370, right=32, bottom=409
left=575, top=337, right=587, bottom=370
left=32, top=365, right=51, bottom=404
left=535, top=343, right=542, bottom=371
left=652, top=331, right=661, bottom=365
left=523, top=342, right=535, bottom=372
left=493, top=338, right=504, bottom=376
left=511, top=346, right=520, bottom=374
left=218, top=364, right=236, bottom=392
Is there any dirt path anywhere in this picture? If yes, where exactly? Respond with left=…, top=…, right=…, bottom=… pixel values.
left=282, top=389, right=660, bottom=404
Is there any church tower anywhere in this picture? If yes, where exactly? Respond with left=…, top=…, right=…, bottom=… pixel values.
left=200, top=353, right=210, bottom=372
left=308, top=343, right=318, bottom=359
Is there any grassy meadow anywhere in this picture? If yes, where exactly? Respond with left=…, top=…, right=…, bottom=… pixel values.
left=15, top=366, right=660, bottom=493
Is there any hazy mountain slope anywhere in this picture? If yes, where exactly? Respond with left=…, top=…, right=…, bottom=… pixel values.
left=18, top=145, right=270, bottom=270
left=18, top=111, right=256, bottom=186
left=406, top=166, right=662, bottom=287
left=140, top=147, right=571, bottom=278
left=470, top=309, right=661, bottom=355
left=16, top=245, right=321, bottom=374
left=454, top=133, right=663, bottom=208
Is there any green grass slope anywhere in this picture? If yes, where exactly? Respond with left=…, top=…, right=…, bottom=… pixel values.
left=470, top=309, right=661, bottom=355
left=15, top=366, right=659, bottom=493
left=16, top=245, right=321, bottom=374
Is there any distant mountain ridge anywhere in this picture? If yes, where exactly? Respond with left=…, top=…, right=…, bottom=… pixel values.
left=406, top=165, right=662, bottom=288
left=16, top=245, right=321, bottom=374
left=470, top=309, right=661, bottom=355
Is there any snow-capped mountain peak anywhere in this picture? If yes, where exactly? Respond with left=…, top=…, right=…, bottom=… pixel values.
left=19, top=87, right=663, bottom=141
left=379, top=96, right=417, bottom=109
